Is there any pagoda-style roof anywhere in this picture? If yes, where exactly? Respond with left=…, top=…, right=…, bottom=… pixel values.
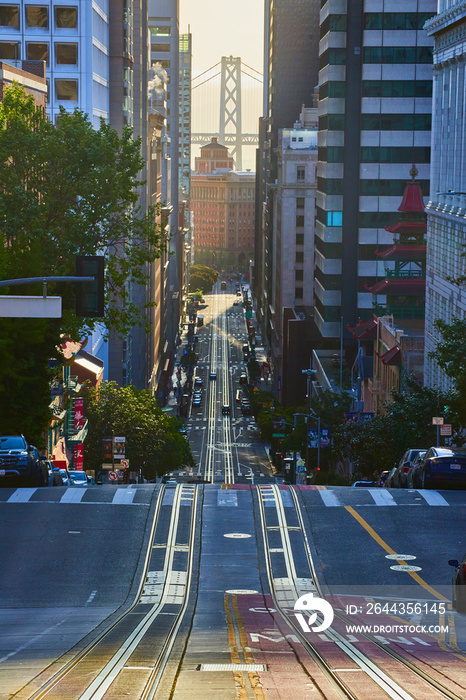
left=346, top=317, right=377, bottom=340
left=375, top=244, right=426, bottom=260
left=385, top=220, right=427, bottom=235
left=377, top=346, right=402, bottom=366
left=366, top=278, right=425, bottom=295
left=398, top=175, right=425, bottom=213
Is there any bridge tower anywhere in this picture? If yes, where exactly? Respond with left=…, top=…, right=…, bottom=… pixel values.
left=219, top=56, right=243, bottom=170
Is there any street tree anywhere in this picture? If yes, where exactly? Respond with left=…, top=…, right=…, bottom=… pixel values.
left=0, top=84, right=167, bottom=442
left=83, top=381, right=195, bottom=479
left=189, top=265, right=219, bottom=293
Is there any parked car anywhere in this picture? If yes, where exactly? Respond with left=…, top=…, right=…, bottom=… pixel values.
left=377, top=471, right=390, bottom=487
left=241, top=403, right=252, bottom=416
left=411, top=447, right=466, bottom=489
left=59, top=468, right=72, bottom=486
left=222, top=405, right=231, bottom=415
left=194, top=376, right=202, bottom=387
left=449, top=555, right=466, bottom=612
left=68, top=470, right=89, bottom=487
left=391, top=448, right=428, bottom=488
left=406, top=451, right=427, bottom=488
left=46, top=461, right=64, bottom=487
left=209, top=371, right=217, bottom=380
left=351, top=480, right=378, bottom=487
left=0, top=436, right=48, bottom=487
left=384, top=467, right=398, bottom=488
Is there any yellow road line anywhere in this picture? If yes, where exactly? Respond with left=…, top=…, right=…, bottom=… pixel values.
left=232, top=595, right=268, bottom=699
left=224, top=594, right=240, bottom=664
left=344, top=506, right=448, bottom=601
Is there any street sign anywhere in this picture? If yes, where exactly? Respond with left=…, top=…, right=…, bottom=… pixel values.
left=0, top=295, right=62, bottom=318
left=272, top=433, right=286, bottom=438
left=108, top=471, right=118, bottom=481
left=121, top=459, right=129, bottom=468
left=246, top=310, right=252, bottom=319
left=432, top=416, right=444, bottom=425
left=440, top=424, right=452, bottom=436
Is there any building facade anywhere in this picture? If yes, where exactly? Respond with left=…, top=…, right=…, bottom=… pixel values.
left=424, top=2, right=466, bottom=390
left=0, top=1, right=109, bottom=126
left=179, top=32, right=191, bottom=216
left=269, top=108, right=318, bottom=401
left=316, top=0, right=435, bottom=344
left=192, top=138, right=255, bottom=270
left=0, top=58, right=46, bottom=107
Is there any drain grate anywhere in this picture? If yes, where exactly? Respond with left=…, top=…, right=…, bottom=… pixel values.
left=198, top=664, right=268, bottom=672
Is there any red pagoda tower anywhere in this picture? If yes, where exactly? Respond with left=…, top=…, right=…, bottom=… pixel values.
left=366, top=165, right=426, bottom=327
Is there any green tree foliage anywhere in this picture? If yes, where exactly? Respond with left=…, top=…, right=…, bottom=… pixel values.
left=0, top=84, right=167, bottom=441
left=0, top=84, right=167, bottom=338
left=189, top=265, right=218, bottom=293
left=83, top=381, right=195, bottom=479
left=333, top=378, right=455, bottom=477
left=429, top=317, right=466, bottom=426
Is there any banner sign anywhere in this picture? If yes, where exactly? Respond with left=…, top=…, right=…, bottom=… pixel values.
left=114, top=436, right=126, bottom=459
left=74, top=398, right=84, bottom=430
left=102, top=438, right=113, bottom=461
left=74, top=443, right=84, bottom=470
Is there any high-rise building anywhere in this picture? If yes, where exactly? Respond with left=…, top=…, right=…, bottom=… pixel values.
left=316, top=1, right=435, bottom=346
left=179, top=32, right=191, bottom=212
left=148, top=1, right=182, bottom=359
left=0, top=1, right=109, bottom=126
left=270, top=107, right=318, bottom=405
left=424, top=3, right=466, bottom=390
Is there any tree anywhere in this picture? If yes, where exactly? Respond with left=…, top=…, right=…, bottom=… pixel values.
left=429, top=317, right=466, bottom=427
left=189, top=265, right=218, bottom=293
left=333, top=378, right=456, bottom=477
left=0, top=84, right=167, bottom=442
left=82, top=381, right=195, bottom=479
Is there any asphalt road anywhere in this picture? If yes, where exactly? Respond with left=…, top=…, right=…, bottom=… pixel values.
left=2, top=288, right=466, bottom=699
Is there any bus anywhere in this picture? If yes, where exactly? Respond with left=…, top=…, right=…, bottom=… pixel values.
left=197, top=314, right=204, bottom=327
left=220, top=281, right=227, bottom=290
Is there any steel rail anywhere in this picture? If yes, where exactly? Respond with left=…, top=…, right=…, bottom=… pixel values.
left=255, top=485, right=358, bottom=700
left=290, top=487, right=466, bottom=700
left=220, top=292, right=234, bottom=484
left=24, top=485, right=166, bottom=700
left=77, top=484, right=197, bottom=700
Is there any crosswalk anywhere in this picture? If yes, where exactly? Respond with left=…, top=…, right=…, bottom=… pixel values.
left=296, top=486, right=455, bottom=508
left=0, top=486, right=155, bottom=506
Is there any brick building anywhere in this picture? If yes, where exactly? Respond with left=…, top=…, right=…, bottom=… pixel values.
left=0, top=59, right=46, bottom=108
left=192, top=137, right=255, bottom=270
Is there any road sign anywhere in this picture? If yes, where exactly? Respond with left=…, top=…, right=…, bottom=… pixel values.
left=246, top=310, right=252, bottom=319
left=440, top=424, right=452, bottom=436
left=108, top=471, right=118, bottom=481
left=121, top=459, right=129, bottom=468
left=432, top=416, right=444, bottom=425
left=0, top=295, right=62, bottom=318
left=272, top=433, right=286, bottom=438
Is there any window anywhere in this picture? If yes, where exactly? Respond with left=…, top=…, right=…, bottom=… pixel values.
left=27, top=42, right=48, bottom=63
left=362, top=80, right=432, bottom=98
left=363, top=46, right=433, bottom=64
left=320, top=82, right=346, bottom=99
left=320, top=14, right=346, bottom=37
left=26, top=6, right=48, bottom=27
left=55, top=79, right=78, bottom=100
left=318, top=146, right=344, bottom=162
left=151, top=43, right=170, bottom=52
left=319, top=47, right=346, bottom=69
left=326, top=211, right=343, bottom=226
left=296, top=197, right=305, bottom=209
left=296, top=252, right=304, bottom=263
left=295, top=287, right=304, bottom=299
left=297, top=166, right=305, bottom=182
left=0, top=42, right=20, bottom=59
left=150, top=26, right=171, bottom=36
left=361, top=146, right=430, bottom=163
left=295, top=270, right=304, bottom=281
left=363, top=13, right=435, bottom=30
left=55, top=43, right=77, bottom=64
left=360, top=179, right=429, bottom=196
left=361, top=113, right=431, bottom=131
left=296, top=215, right=305, bottom=227
left=55, top=6, right=77, bottom=28
left=317, top=177, right=343, bottom=195
left=296, top=233, right=304, bottom=245
left=0, top=6, right=19, bottom=27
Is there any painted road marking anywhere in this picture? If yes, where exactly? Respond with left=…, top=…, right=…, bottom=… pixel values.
left=217, top=490, right=238, bottom=507
left=318, top=490, right=342, bottom=507
left=368, top=488, right=396, bottom=506
left=112, top=489, right=136, bottom=505
left=7, top=488, right=37, bottom=503
left=416, top=489, right=449, bottom=506
left=60, top=488, right=86, bottom=503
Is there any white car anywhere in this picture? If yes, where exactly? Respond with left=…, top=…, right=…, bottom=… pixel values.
left=69, top=470, right=89, bottom=486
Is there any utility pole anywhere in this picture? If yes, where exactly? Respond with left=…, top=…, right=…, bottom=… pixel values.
left=302, top=367, right=317, bottom=479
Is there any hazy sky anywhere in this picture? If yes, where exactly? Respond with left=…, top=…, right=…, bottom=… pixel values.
left=179, top=0, right=265, bottom=75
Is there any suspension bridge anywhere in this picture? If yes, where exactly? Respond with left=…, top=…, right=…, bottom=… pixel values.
left=191, top=56, right=263, bottom=171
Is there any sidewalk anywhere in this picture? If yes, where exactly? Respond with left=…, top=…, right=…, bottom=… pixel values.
left=166, top=322, right=190, bottom=413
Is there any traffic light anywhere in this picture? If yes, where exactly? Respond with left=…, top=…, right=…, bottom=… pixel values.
left=75, top=255, right=105, bottom=317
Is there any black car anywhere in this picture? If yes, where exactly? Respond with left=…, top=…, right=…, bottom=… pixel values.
left=241, top=403, right=252, bottom=416
left=412, top=447, right=466, bottom=489
left=222, top=405, right=231, bottom=415
left=239, top=374, right=248, bottom=385
left=449, top=555, right=466, bottom=612
left=391, top=448, right=428, bottom=488
left=0, top=436, right=48, bottom=487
